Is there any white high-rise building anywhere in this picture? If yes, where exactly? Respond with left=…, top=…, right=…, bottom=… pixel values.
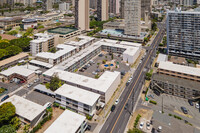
left=124, top=0, right=141, bottom=36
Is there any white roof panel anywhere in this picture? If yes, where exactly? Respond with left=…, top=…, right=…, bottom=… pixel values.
left=44, top=110, right=85, bottom=133
left=158, top=61, right=200, bottom=77
left=0, top=95, right=45, bottom=121
left=55, top=84, right=100, bottom=106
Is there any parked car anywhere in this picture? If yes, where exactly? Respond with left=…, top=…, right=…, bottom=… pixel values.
left=115, top=99, right=120, bottom=105
left=79, top=68, right=85, bottom=72
left=139, top=122, right=144, bottom=129
left=157, top=126, right=162, bottom=132
left=27, top=84, right=31, bottom=88
left=99, top=54, right=103, bottom=57
left=44, top=102, right=52, bottom=108
left=146, top=121, right=151, bottom=130
left=181, top=106, right=188, bottom=114
left=20, top=80, right=25, bottom=84
left=111, top=105, right=116, bottom=112
left=195, top=103, right=199, bottom=109
left=126, top=80, right=131, bottom=86
left=188, top=100, right=193, bottom=106
left=92, top=71, right=97, bottom=75
left=1, top=95, right=9, bottom=102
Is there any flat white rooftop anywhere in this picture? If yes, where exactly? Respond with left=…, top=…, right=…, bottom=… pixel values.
left=55, top=84, right=100, bottom=106
left=0, top=66, right=35, bottom=77
left=65, top=36, right=95, bottom=46
left=158, top=61, right=200, bottom=77
left=29, top=60, right=53, bottom=68
left=36, top=44, right=76, bottom=60
left=57, top=39, right=141, bottom=70
left=157, top=54, right=168, bottom=63
left=44, top=110, right=85, bottom=133
left=43, top=67, right=120, bottom=93
left=0, top=95, right=45, bottom=121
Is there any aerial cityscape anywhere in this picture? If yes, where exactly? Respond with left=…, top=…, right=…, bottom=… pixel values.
left=0, top=0, right=199, bottom=133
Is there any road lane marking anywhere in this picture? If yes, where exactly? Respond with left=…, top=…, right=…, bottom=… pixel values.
left=110, top=27, right=164, bottom=133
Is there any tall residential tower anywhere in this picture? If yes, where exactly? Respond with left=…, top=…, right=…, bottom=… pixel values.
left=124, top=0, right=141, bottom=36
left=167, top=9, right=200, bottom=59
left=75, top=0, right=90, bottom=30
left=97, top=0, right=109, bottom=21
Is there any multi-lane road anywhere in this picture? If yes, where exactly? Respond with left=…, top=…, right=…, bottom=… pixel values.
left=100, top=22, right=166, bottom=133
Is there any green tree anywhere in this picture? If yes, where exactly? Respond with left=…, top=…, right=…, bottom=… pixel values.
left=145, top=72, right=152, bottom=80
left=5, top=45, right=22, bottom=57
left=144, top=37, right=148, bottom=43
left=0, top=102, right=16, bottom=126
left=107, top=33, right=111, bottom=39
left=23, top=28, right=34, bottom=37
left=8, top=30, right=18, bottom=36
left=152, top=22, right=157, bottom=31
left=0, top=49, right=8, bottom=59
left=48, top=47, right=57, bottom=53
left=9, top=116, right=20, bottom=130
left=0, top=41, right=11, bottom=49
left=10, top=38, right=32, bottom=51
left=49, top=76, right=62, bottom=91
left=0, top=125, right=16, bottom=133
left=0, top=36, right=2, bottom=40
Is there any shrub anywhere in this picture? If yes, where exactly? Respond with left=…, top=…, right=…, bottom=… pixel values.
left=59, top=106, right=65, bottom=110
left=168, top=113, right=172, bottom=116
left=173, top=115, right=182, bottom=120
left=53, top=102, right=59, bottom=107
left=86, top=114, right=93, bottom=120
left=149, top=100, right=157, bottom=105
left=134, top=114, right=141, bottom=128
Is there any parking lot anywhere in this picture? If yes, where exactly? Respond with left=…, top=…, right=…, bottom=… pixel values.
left=25, top=91, right=55, bottom=106
left=146, top=90, right=200, bottom=131
left=77, top=52, right=130, bottom=78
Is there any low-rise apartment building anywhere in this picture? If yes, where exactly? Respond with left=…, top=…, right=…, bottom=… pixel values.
left=157, top=61, right=200, bottom=82
left=0, top=53, right=28, bottom=70
left=0, top=66, right=36, bottom=83
left=43, top=68, right=121, bottom=104
left=55, top=84, right=100, bottom=116
left=44, top=110, right=87, bottom=133
left=58, top=39, right=141, bottom=72
left=34, top=44, right=76, bottom=65
left=151, top=61, right=200, bottom=99
left=0, top=95, right=46, bottom=127
left=0, top=17, right=23, bottom=30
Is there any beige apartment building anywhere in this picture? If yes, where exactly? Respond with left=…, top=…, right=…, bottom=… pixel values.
left=97, top=0, right=109, bottom=21
left=75, top=0, right=90, bottom=30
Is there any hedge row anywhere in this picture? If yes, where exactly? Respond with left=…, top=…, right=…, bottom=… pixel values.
left=134, top=114, right=141, bottom=128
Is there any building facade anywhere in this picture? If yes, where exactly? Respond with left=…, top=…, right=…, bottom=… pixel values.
left=124, top=0, right=141, bottom=36
left=55, top=84, right=100, bottom=116
left=167, top=10, right=200, bottom=59
left=30, top=33, right=59, bottom=56
left=97, top=0, right=109, bottom=21
left=151, top=74, right=200, bottom=99
left=75, top=0, right=89, bottom=30
left=141, top=0, right=152, bottom=20
left=0, top=17, right=22, bottom=30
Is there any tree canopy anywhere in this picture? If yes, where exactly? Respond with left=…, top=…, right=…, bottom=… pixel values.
left=0, top=125, right=16, bottom=133
left=5, top=45, right=22, bottom=57
left=0, top=102, right=16, bottom=126
left=49, top=76, right=62, bottom=91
